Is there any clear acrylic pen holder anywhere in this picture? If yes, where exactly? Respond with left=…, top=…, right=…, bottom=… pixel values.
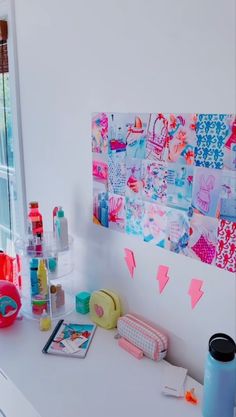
left=15, top=232, right=74, bottom=320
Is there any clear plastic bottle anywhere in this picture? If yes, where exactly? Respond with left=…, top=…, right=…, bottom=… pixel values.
left=50, top=285, right=57, bottom=313
left=54, top=207, right=68, bottom=250
left=53, top=206, right=59, bottom=233
left=30, top=258, right=39, bottom=296
left=202, top=333, right=236, bottom=417
left=37, top=260, right=48, bottom=298
left=56, top=284, right=65, bottom=308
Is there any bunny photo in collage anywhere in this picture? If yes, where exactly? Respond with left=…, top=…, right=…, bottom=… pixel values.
left=91, top=112, right=236, bottom=273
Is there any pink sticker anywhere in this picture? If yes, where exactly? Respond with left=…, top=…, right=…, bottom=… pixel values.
left=124, top=248, right=136, bottom=278
left=156, top=265, right=170, bottom=293
left=188, top=279, right=204, bottom=309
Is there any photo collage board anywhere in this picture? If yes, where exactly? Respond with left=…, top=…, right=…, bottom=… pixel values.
left=92, top=113, right=236, bottom=273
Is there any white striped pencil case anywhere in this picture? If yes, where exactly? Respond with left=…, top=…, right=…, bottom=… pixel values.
left=117, top=313, right=168, bottom=361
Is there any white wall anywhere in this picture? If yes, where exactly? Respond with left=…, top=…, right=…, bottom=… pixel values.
left=12, top=0, right=236, bottom=382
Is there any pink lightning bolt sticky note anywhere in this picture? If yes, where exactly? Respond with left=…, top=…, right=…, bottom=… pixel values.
left=124, top=248, right=136, bottom=278
left=188, top=279, right=204, bottom=309
left=156, top=265, right=170, bottom=293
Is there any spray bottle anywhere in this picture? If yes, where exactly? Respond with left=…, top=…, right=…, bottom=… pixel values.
left=54, top=207, right=68, bottom=250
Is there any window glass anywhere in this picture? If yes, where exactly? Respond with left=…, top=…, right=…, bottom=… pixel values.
left=0, top=28, right=18, bottom=252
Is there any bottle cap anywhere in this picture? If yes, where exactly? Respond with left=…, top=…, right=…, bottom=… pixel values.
left=50, top=285, right=57, bottom=294
left=48, top=257, right=57, bottom=272
left=29, top=201, right=38, bottom=208
left=41, top=309, right=48, bottom=318
left=39, top=259, right=45, bottom=268
left=209, top=333, right=236, bottom=362
left=30, top=258, right=38, bottom=268
left=57, top=208, right=64, bottom=218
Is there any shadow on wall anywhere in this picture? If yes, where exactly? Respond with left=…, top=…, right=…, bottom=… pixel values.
left=72, top=187, right=116, bottom=292
left=165, top=329, right=205, bottom=384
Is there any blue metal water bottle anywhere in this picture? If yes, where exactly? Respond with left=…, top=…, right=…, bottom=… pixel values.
left=202, top=333, right=236, bottom=417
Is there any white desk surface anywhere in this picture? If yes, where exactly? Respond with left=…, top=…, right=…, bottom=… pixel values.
left=0, top=313, right=203, bottom=417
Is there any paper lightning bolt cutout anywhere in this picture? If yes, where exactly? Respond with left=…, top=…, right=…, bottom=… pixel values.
left=188, top=279, right=204, bottom=309
left=124, top=248, right=136, bottom=278
left=156, top=265, right=170, bottom=293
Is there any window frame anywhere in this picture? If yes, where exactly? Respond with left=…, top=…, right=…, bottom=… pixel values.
left=0, top=0, right=27, bottom=247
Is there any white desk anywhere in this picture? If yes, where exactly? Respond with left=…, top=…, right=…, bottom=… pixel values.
left=0, top=369, right=41, bottom=417
left=0, top=313, right=203, bottom=417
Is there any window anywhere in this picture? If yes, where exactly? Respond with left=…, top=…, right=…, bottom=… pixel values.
left=0, top=8, right=26, bottom=252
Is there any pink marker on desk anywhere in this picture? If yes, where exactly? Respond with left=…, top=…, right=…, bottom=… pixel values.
left=118, top=337, right=143, bottom=359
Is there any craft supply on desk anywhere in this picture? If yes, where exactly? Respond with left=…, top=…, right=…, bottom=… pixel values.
left=30, top=259, right=50, bottom=315
left=54, top=207, right=69, bottom=251
left=76, top=291, right=90, bottom=314
left=39, top=309, right=52, bottom=331
left=27, top=201, right=44, bottom=254
left=53, top=206, right=59, bottom=232
left=185, top=388, right=198, bottom=405
left=30, top=258, right=39, bottom=296
left=37, top=260, right=48, bottom=297
left=50, top=285, right=57, bottom=313
left=42, top=320, right=96, bottom=358
left=35, top=234, right=43, bottom=256
left=117, top=313, right=168, bottom=361
left=0, top=252, right=17, bottom=284
left=28, top=201, right=44, bottom=237
left=0, top=280, right=21, bottom=328
left=89, top=289, right=121, bottom=329
left=56, top=284, right=65, bottom=308
left=47, top=257, right=58, bottom=272
left=32, top=296, right=48, bottom=315
left=202, top=333, right=236, bottom=417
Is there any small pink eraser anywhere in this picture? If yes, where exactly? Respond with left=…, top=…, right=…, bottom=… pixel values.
left=118, top=337, right=143, bottom=359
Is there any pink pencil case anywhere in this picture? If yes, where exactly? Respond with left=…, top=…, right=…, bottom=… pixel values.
left=117, top=313, right=168, bottom=361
